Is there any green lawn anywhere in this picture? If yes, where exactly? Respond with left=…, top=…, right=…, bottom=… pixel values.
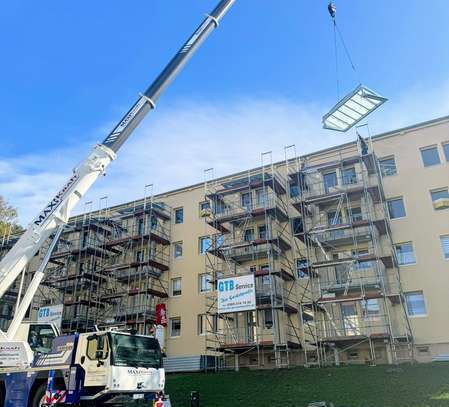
left=163, top=363, right=449, bottom=407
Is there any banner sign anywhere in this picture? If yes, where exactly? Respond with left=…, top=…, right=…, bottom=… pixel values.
left=156, top=304, right=167, bottom=326
left=217, top=274, right=256, bottom=314
left=37, top=304, right=64, bottom=329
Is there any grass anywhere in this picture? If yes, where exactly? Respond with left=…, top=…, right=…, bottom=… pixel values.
left=161, top=363, right=449, bottom=407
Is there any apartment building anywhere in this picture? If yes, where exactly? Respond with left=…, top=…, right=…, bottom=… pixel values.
left=1, top=115, right=449, bottom=369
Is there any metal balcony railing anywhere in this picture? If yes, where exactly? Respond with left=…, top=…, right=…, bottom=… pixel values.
left=212, top=191, right=289, bottom=223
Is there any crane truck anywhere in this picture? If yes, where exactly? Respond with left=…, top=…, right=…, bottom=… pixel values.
left=0, top=0, right=235, bottom=405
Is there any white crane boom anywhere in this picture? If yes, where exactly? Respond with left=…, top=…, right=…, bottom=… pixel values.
left=0, top=0, right=235, bottom=325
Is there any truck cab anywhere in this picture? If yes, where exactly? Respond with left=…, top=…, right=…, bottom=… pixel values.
left=76, top=330, right=166, bottom=404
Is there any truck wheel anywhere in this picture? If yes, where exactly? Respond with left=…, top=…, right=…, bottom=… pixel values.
left=31, top=383, right=46, bottom=407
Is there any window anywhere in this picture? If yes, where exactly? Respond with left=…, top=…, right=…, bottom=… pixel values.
left=199, top=236, right=212, bottom=254
left=27, top=324, right=57, bottom=354
left=430, top=188, right=449, bottom=210
left=348, top=207, right=363, bottom=223
left=342, top=167, right=357, bottom=185
left=405, top=291, right=427, bottom=317
left=86, top=334, right=109, bottom=360
left=395, top=242, right=416, bottom=265
left=198, top=314, right=217, bottom=335
left=199, top=273, right=212, bottom=293
left=296, top=258, right=310, bottom=278
left=243, top=229, right=254, bottom=242
left=150, top=215, right=158, bottom=231
left=241, top=192, right=252, bottom=210
left=362, top=299, right=380, bottom=320
left=263, top=309, right=273, bottom=329
left=136, top=250, right=144, bottom=263
left=170, top=317, right=181, bottom=337
left=174, top=207, right=184, bottom=224
left=199, top=201, right=210, bottom=216
left=80, top=230, right=89, bottom=248
left=200, top=201, right=210, bottom=211
left=327, top=210, right=342, bottom=225
left=173, top=242, right=183, bottom=259
left=256, top=189, right=267, bottom=206
left=443, top=143, right=449, bottom=162
left=323, top=171, right=337, bottom=193
left=292, top=217, right=303, bottom=235
left=289, top=183, right=300, bottom=198
left=440, top=235, right=449, bottom=259
left=171, top=278, right=182, bottom=296
left=78, top=262, right=85, bottom=274
left=137, top=218, right=145, bottom=235
left=420, top=146, right=440, bottom=167
left=258, top=225, right=267, bottom=240
left=379, top=156, right=397, bottom=176
left=387, top=197, right=406, bottom=219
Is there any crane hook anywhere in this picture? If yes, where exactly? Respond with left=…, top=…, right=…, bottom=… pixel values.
left=328, top=2, right=336, bottom=19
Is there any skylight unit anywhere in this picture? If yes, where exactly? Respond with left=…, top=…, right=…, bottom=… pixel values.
left=322, top=85, right=387, bottom=132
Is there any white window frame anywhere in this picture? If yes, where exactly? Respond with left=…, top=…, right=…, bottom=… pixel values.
left=199, top=273, right=212, bottom=293
left=171, top=278, right=182, bottom=297
left=430, top=188, right=449, bottom=208
left=174, top=207, right=184, bottom=224
left=386, top=197, right=407, bottom=220
left=420, top=145, right=441, bottom=167
left=378, top=155, right=397, bottom=177
left=199, top=236, right=212, bottom=255
left=440, top=235, right=449, bottom=260
left=405, top=291, right=427, bottom=318
left=170, top=317, right=181, bottom=337
left=173, top=241, right=183, bottom=259
left=394, top=241, right=416, bottom=266
left=443, top=142, right=449, bottom=162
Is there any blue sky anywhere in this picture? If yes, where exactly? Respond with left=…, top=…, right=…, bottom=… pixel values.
left=1, top=0, right=449, bottom=224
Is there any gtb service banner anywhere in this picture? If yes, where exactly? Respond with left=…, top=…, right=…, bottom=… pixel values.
left=217, top=274, right=256, bottom=314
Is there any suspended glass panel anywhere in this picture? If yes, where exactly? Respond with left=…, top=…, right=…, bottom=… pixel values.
left=323, top=84, right=387, bottom=132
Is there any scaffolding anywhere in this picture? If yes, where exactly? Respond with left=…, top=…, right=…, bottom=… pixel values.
left=202, top=153, right=302, bottom=370
left=288, top=136, right=413, bottom=366
left=42, top=190, right=172, bottom=335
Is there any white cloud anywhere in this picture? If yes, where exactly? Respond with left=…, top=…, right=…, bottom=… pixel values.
left=2, top=82, right=449, bottom=226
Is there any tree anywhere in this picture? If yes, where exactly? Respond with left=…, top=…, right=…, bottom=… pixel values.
left=0, top=196, right=22, bottom=237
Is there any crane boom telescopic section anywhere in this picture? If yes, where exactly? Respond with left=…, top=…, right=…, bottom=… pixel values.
left=0, top=0, right=235, bottom=305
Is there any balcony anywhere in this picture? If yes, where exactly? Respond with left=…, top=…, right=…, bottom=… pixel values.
left=212, top=191, right=289, bottom=225
left=293, top=172, right=382, bottom=208
left=216, top=326, right=301, bottom=352
left=255, top=283, right=298, bottom=315
left=211, top=173, right=286, bottom=197
left=316, top=314, right=392, bottom=344
left=50, top=236, right=114, bottom=262
left=102, top=250, right=170, bottom=273
left=118, top=202, right=171, bottom=222
left=317, top=263, right=388, bottom=296
left=308, top=224, right=380, bottom=248
left=105, top=216, right=170, bottom=249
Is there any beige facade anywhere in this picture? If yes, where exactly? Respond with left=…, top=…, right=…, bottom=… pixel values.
left=1, top=115, right=449, bottom=368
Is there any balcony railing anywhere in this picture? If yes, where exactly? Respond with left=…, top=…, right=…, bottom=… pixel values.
left=309, top=225, right=379, bottom=247
left=295, top=172, right=379, bottom=203
left=316, top=314, right=392, bottom=340
left=212, top=191, right=288, bottom=223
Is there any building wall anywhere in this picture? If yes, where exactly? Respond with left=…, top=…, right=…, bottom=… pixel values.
left=372, top=119, right=449, bottom=358
left=1, top=115, right=449, bottom=365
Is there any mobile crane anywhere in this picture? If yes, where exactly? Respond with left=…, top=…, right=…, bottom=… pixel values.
left=0, top=1, right=235, bottom=405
